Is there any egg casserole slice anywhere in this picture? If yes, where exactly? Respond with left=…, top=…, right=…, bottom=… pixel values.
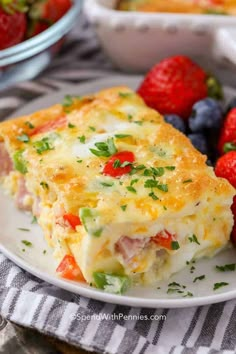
left=117, top=0, right=236, bottom=15
left=0, top=87, right=235, bottom=294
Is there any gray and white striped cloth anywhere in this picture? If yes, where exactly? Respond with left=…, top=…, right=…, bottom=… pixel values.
left=1, top=14, right=236, bottom=354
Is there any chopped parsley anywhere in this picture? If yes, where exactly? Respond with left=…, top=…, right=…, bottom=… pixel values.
left=131, top=179, right=139, bottom=186
left=31, top=216, right=37, bottom=224
left=171, top=241, right=180, bottom=250
left=188, top=234, right=200, bottom=245
left=13, top=150, right=28, bottom=174
left=165, top=166, right=175, bottom=171
left=100, top=182, right=114, bottom=187
left=40, top=182, right=49, bottom=190
left=183, top=179, right=193, bottom=184
left=193, top=275, right=205, bottom=283
left=168, top=282, right=181, bottom=287
left=144, top=167, right=165, bottom=177
left=21, top=240, right=32, bottom=247
left=17, top=133, right=30, bottom=143
left=24, top=121, right=34, bottom=129
left=77, top=159, right=83, bottom=163
left=167, top=288, right=184, bottom=294
left=130, top=164, right=146, bottom=175
left=114, top=134, right=131, bottom=139
left=133, top=120, right=143, bottom=126
left=89, top=126, right=96, bottom=131
left=62, top=95, right=73, bottom=107
left=144, top=179, right=168, bottom=192
left=216, top=264, right=236, bottom=272
left=127, top=114, right=133, bottom=121
left=113, top=159, right=121, bottom=168
left=78, top=135, right=86, bottom=144
left=34, top=137, right=54, bottom=155
left=68, top=123, right=75, bottom=128
left=18, top=228, right=30, bottom=232
left=126, top=186, right=137, bottom=194
left=90, top=138, right=117, bottom=157
left=183, top=292, right=193, bottom=298
left=149, top=192, right=158, bottom=200
left=118, top=92, right=132, bottom=98
left=43, top=250, right=47, bottom=255
left=120, top=205, right=127, bottom=211
left=213, top=282, right=229, bottom=290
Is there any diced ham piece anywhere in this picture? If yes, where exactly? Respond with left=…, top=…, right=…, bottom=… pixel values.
left=115, top=236, right=149, bottom=263
left=30, top=115, right=67, bottom=135
left=15, top=177, right=32, bottom=211
left=0, top=142, right=13, bottom=176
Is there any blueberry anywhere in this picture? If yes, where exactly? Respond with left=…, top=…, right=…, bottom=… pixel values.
left=164, top=114, right=186, bottom=133
left=188, top=133, right=209, bottom=155
left=226, top=97, right=236, bottom=112
left=189, top=98, right=223, bottom=133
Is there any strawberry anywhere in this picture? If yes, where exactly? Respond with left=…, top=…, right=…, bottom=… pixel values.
left=27, top=0, right=72, bottom=37
left=218, top=108, right=236, bottom=155
left=215, top=152, right=236, bottom=245
left=231, top=196, right=236, bottom=245
left=0, top=5, right=27, bottom=50
left=137, top=56, right=222, bottom=120
left=215, top=151, right=236, bottom=188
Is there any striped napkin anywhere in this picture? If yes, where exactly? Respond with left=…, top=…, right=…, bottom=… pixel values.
left=1, top=14, right=236, bottom=354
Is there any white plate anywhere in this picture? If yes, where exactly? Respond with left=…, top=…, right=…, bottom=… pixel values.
left=1, top=75, right=236, bottom=309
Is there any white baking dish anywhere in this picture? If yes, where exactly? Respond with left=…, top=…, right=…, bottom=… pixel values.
left=84, top=0, right=236, bottom=72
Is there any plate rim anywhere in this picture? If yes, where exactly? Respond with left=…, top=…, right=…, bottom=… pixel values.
left=2, top=75, right=236, bottom=309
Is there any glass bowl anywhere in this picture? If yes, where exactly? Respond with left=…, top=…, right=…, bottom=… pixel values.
left=0, top=0, right=82, bottom=91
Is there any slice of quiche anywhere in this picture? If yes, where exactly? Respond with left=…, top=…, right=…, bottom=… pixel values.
left=0, top=87, right=235, bottom=294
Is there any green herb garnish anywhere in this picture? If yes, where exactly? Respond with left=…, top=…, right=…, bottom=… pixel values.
left=78, top=135, right=86, bottom=144
left=34, top=137, right=54, bottom=155
left=216, top=264, right=236, bottom=272
left=193, top=275, right=205, bottom=283
left=100, top=182, right=114, bottom=187
left=17, top=133, right=30, bottom=143
left=120, top=205, right=127, bottom=211
left=188, top=234, right=200, bottom=245
left=31, top=216, right=37, bottom=224
left=171, top=241, right=180, bottom=250
left=119, top=92, right=132, bottom=98
left=62, top=95, right=73, bottom=107
left=183, top=179, right=193, bottom=184
left=90, top=138, right=117, bottom=157
left=89, top=126, right=96, bottom=131
left=68, top=123, right=75, bottom=128
left=115, top=134, right=131, bottom=139
left=25, top=121, right=34, bottom=129
left=13, top=150, right=28, bottom=174
left=126, top=186, right=137, bottom=194
left=213, top=282, right=229, bottom=290
left=40, top=182, right=49, bottom=190
left=18, top=228, right=30, bottom=232
left=21, top=240, right=32, bottom=246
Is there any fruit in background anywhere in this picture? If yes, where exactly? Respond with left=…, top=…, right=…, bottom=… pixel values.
left=188, top=133, right=209, bottom=155
left=137, top=55, right=222, bottom=120
left=231, top=196, right=236, bottom=245
left=189, top=98, right=223, bottom=132
left=164, top=114, right=186, bottom=133
left=0, top=7, right=26, bottom=50
left=215, top=151, right=236, bottom=189
left=215, top=152, right=236, bottom=245
left=218, top=108, right=236, bottom=155
left=27, top=0, right=72, bottom=37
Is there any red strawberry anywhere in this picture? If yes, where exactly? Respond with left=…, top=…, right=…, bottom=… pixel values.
left=137, top=56, right=221, bottom=120
left=0, top=8, right=26, bottom=50
left=215, top=152, right=236, bottom=245
left=218, top=108, right=236, bottom=155
left=231, top=196, right=236, bottom=245
left=215, top=151, right=236, bottom=188
left=27, top=0, right=72, bottom=37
